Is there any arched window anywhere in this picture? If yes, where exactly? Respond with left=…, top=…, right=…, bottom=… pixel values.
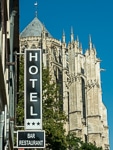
left=81, top=78, right=86, bottom=118
left=31, top=44, right=36, bottom=49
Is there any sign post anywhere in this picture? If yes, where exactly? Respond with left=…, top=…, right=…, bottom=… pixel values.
left=24, top=49, right=42, bottom=130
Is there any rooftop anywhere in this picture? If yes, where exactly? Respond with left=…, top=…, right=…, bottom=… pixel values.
left=20, top=17, right=52, bottom=38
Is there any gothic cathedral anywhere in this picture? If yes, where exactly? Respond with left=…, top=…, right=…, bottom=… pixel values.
left=20, top=17, right=109, bottom=149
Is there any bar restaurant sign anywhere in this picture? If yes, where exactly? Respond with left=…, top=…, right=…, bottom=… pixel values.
left=24, top=49, right=42, bottom=130
left=17, top=130, right=45, bottom=149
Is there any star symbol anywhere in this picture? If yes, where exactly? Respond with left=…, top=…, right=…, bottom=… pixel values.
left=32, top=122, right=35, bottom=125
left=27, top=122, right=30, bottom=125
left=37, top=122, right=40, bottom=125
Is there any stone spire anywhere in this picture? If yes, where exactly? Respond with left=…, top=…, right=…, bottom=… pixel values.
left=76, top=35, right=79, bottom=47
left=76, top=35, right=79, bottom=42
left=80, top=43, right=82, bottom=53
left=62, top=30, right=66, bottom=43
left=71, top=27, right=74, bottom=42
left=89, top=34, right=93, bottom=50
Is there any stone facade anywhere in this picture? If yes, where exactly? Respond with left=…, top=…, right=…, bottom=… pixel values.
left=20, top=17, right=109, bottom=149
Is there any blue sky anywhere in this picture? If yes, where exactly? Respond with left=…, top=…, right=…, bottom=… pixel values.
left=20, top=0, right=113, bottom=149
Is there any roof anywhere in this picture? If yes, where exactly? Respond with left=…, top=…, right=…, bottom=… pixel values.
left=20, top=17, right=52, bottom=38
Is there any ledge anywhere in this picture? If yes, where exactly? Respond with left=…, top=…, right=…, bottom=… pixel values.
left=87, top=115, right=101, bottom=118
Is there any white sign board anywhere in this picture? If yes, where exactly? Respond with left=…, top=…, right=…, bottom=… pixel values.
left=24, top=49, right=42, bottom=130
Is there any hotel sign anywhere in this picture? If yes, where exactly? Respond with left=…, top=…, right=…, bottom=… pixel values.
left=17, top=130, right=45, bottom=148
left=24, top=49, right=42, bottom=130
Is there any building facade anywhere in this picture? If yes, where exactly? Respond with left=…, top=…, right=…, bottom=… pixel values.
left=0, top=0, right=19, bottom=149
left=20, top=17, right=109, bottom=150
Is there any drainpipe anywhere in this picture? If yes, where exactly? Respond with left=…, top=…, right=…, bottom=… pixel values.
left=9, top=10, right=16, bottom=147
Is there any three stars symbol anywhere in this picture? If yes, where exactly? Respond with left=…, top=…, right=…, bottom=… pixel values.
left=27, top=122, right=40, bottom=126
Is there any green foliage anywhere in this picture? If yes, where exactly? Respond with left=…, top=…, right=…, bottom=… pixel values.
left=16, top=56, right=24, bottom=125
left=66, top=132, right=103, bottom=150
left=42, top=68, right=67, bottom=149
left=66, top=133, right=82, bottom=150
left=79, top=142, right=103, bottom=150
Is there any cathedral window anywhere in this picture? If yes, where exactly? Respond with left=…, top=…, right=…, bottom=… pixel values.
left=45, top=32, right=48, bottom=37
left=38, top=41, right=41, bottom=48
left=66, top=53, right=68, bottom=61
left=52, top=47, right=57, bottom=62
left=81, top=78, right=86, bottom=119
left=46, top=52, right=49, bottom=67
left=84, top=134, right=87, bottom=143
left=66, top=62, right=69, bottom=69
left=67, top=92, right=69, bottom=122
left=43, top=49, right=45, bottom=53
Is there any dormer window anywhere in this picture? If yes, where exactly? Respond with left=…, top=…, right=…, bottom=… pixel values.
left=31, top=44, right=36, bottom=49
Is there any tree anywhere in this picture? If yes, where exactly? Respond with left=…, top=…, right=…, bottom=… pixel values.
left=79, top=142, right=103, bottom=150
left=66, top=132, right=82, bottom=150
left=42, top=68, right=67, bottom=149
left=16, top=56, right=24, bottom=126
